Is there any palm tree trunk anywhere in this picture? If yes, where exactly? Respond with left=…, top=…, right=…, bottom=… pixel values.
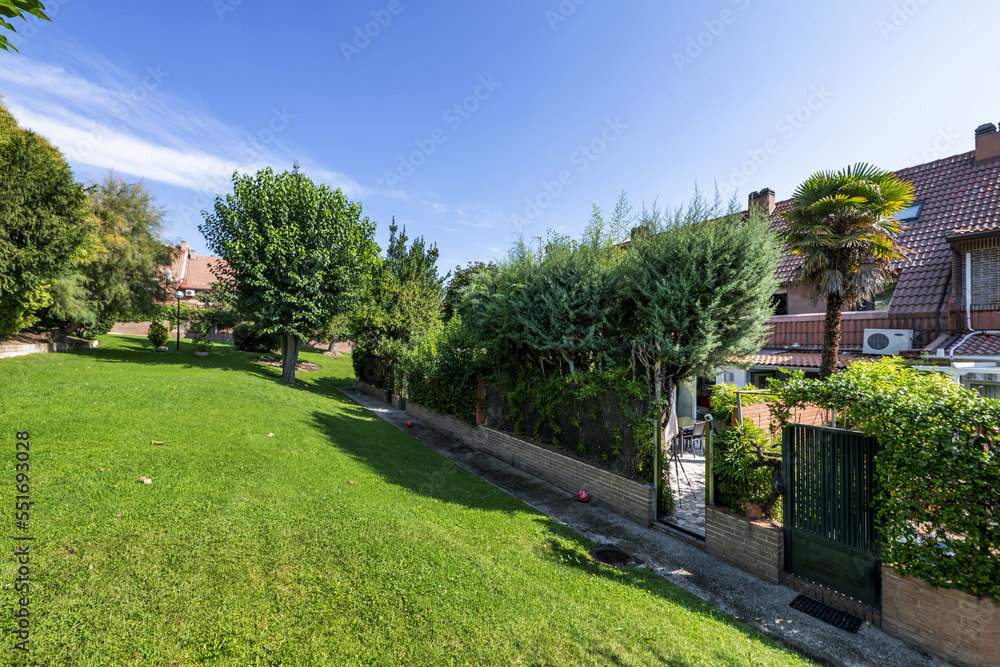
left=820, top=294, right=845, bottom=379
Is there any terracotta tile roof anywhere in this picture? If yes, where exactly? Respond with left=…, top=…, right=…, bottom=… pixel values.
left=183, top=254, right=226, bottom=291
left=161, top=243, right=228, bottom=292
left=734, top=351, right=875, bottom=370
left=770, top=151, right=1000, bottom=317
left=925, top=333, right=1000, bottom=356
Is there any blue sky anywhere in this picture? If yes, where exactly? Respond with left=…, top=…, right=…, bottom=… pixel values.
left=2, top=1, right=1000, bottom=274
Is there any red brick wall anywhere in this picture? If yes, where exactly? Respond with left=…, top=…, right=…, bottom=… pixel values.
left=355, top=380, right=390, bottom=404
left=882, top=567, right=1000, bottom=667
left=109, top=321, right=171, bottom=336
left=404, top=400, right=655, bottom=525
left=705, top=506, right=783, bottom=584
left=766, top=311, right=940, bottom=350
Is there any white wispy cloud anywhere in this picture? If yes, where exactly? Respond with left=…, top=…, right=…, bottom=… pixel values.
left=0, top=52, right=366, bottom=197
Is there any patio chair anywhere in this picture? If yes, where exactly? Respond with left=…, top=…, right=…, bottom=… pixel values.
left=672, top=416, right=695, bottom=455
left=684, top=421, right=706, bottom=456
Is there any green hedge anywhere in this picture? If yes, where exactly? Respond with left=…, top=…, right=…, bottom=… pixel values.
left=770, top=359, right=1000, bottom=601
left=403, top=316, right=482, bottom=422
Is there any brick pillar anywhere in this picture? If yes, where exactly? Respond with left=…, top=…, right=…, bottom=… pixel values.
left=476, top=376, right=487, bottom=425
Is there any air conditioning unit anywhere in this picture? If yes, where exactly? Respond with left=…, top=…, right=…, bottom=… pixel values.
left=184, top=290, right=196, bottom=297
left=863, top=329, right=913, bottom=356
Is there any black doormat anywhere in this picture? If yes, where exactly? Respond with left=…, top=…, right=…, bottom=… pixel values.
left=789, top=595, right=862, bottom=633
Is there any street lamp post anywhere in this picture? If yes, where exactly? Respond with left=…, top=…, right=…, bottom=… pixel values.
left=174, top=290, right=185, bottom=350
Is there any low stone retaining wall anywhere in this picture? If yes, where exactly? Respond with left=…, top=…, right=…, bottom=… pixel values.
left=355, top=381, right=390, bottom=403
left=0, top=338, right=99, bottom=360
left=704, top=505, right=783, bottom=584
left=393, top=393, right=655, bottom=525
left=882, top=567, right=1000, bottom=667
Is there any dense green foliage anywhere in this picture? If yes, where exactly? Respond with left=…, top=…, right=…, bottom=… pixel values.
left=348, top=219, right=444, bottom=385
left=783, top=164, right=913, bottom=377
left=46, top=174, right=173, bottom=334
left=146, top=321, right=169, bottom=348
left=200, top=165, right=379, bottom=382
left=232, top=322, right=280, bottom=353
left=709, top=384, right=781, bottom=515
left=0, top=337, right=813, bottom=666
left=453, top=191, right=780, bottom=506
left=625, top=195, right=781, bottom=400
left=769, top=359, right=1000, bottom=600
left=0, top=101, right=89, bottom=334
left=440, top=261, right=496, bottom=323
left=403, top=315, right=485, bottom=421
left=0, top=0, right=49, bottom=52
left=713, top=421, right=779, bottom=514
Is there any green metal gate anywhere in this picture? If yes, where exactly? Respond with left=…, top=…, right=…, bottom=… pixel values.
left=782, top=423, right=881, bottom=607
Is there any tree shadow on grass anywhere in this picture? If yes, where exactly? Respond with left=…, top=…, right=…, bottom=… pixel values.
left=310, top=399, right=807, bottom=664
left=308, top=405, right=539, bottom=516
left=541, top=539, right=812, bottom=666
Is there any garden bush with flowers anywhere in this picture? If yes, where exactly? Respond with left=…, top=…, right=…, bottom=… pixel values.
left=769, top=358, right=1000, bottom=601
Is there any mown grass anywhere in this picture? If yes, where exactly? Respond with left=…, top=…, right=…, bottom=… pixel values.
left=0, top=336, right=813, bottom=666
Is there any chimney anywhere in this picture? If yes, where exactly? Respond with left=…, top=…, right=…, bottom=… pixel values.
left=748, top=188, right=776, bottom=215
left=974, top=122, right=1000, bottom=164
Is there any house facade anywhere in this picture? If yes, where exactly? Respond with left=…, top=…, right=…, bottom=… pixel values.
left=717, top=120, right=1000, bottom=398
left=162, top=239, right=227, bottom=305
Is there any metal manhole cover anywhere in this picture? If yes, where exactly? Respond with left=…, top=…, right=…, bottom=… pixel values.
left=591, top=545, right=644, bottom=567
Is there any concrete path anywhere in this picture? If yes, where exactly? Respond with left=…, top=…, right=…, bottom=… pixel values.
left=338, top=386, right=952, bottom=667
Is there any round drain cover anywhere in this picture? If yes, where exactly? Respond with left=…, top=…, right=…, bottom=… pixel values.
left=591, top=545, right=643, bottom=567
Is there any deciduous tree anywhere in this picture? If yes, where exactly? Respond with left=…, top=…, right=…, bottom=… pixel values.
left=200, top=165, right=379, bottom=382
left=0, top=101, right=88, bottom=334
left=47, top=174, right=173, bottom=334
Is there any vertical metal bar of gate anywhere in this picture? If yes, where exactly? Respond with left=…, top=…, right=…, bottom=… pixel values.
left=783, top=423, right=881, bottom=607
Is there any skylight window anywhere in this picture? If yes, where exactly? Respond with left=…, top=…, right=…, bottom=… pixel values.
left=894, top=201, right=923, bottom=223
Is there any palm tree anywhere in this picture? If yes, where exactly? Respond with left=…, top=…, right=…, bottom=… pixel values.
left=783, top=163, right=913, bottom=378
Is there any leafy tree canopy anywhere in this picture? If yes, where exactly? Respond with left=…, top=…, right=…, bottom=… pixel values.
left=47, top=173, right=172, bottom=334
left=0, top=100, right=89, bottom=334
left=200, top=165, right=379, bottom=382
left=441, top=261, right=496, bottom=323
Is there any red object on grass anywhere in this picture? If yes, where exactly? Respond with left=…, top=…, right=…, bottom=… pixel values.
left=406, top=420, right=414, bottom=428
left=577, top=490, right=590, bottom=503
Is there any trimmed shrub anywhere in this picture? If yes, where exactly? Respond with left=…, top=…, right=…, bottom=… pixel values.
left=232, top=322, right=280, bottom=352
left=147, top=321, right=169, bottom=348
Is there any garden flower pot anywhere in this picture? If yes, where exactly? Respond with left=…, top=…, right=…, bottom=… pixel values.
left=743, top=502, right=763, bottom=520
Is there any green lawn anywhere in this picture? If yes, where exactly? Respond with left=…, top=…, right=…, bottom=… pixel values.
left=0, top=336, right=812, bottom=666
